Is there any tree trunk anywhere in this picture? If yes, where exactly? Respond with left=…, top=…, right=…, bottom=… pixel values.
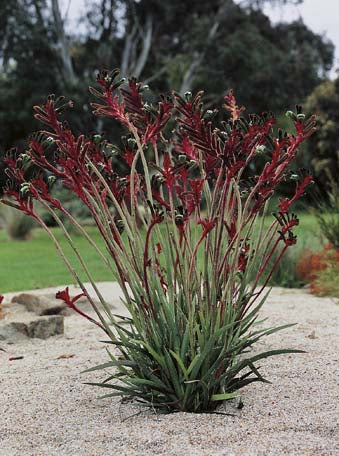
left=133, top=14, right=153, bottom=78
left=51, top=0, right=76, bottom=86
left=179, top=0, right=233, bottom=94
left=121, top=13, right=153, bottom=79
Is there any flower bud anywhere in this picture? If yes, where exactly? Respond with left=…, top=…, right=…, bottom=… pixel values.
left=177, top=155, right=187, bottom=164
left=204, top=110, right=214, bottom=120
left=48, top=176, right=57, bottom=186
left=297, top=113, right=305, bottom=121
left=115, top=219, right=125, bottom=234
left=256, top=145, right=266, bottom=154
left=143, top=102, right=152, bottom=112
left=20, top=153, right=31, bottom=163
left=93, top=134, right=102, bottom=144
left=127, top=138, right=136, bottom=147
left=20, top=182, right=31, bottom=195
left=184, top=92, right=192, bottom=102
left=285, top=110, right=297, bottom=121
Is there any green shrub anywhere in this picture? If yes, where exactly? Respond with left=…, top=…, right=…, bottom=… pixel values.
left=305, top=79, right=339, bottom=194
left=0, top=204, right=36, bottom=240
left=316, top=175, right=339, bottom=248
left=311, top=254, right=339, bottom=298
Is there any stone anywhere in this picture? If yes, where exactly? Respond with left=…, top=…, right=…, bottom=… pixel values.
left=27, top=315, right=64, bottom=339
left=11, top=293, right=66, bottom=316
left=11, top=293, right=39, bottom=307
left=0, top=315, right=64, bottom=341
left=0, top=322, right=28, bottom=341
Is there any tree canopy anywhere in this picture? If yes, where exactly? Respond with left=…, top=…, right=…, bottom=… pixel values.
left=0, top=0, right=334, bottom=150
left=304, top=78, right=339, bottom=191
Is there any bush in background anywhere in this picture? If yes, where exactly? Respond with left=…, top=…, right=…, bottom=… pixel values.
left=268, top=243, right=306, bottom=288
left=311, top=256, right=339, bottom=298
left=296, top=245, right=339, bottom=296
left=316, top=175, right=339, bottom=249
left=0, top=204, right=36, bottom=240
left=305, top=79, right=339, bottom=194
left=296, top=175, right=339, bottom=297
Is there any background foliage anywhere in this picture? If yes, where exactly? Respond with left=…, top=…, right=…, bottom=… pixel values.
left=0, top=1, right=334, bottom=150
left=304, top=80, right=339, bottom=189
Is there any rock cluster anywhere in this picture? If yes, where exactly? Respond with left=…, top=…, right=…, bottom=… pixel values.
left=0, top=292, right=71, bottom=341
left=11, top=293, right=70, bottom=316
left=0, top=315, right=64, bottom=341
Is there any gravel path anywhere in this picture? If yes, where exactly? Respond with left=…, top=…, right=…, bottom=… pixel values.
left=1, top=284, right=338, bottom=456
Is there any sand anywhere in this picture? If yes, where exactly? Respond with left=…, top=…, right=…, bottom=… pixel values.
left=0, top=284, right=338, bottom=456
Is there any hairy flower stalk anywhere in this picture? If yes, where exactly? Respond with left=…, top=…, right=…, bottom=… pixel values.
left=0, top=70, right=315, bottom=412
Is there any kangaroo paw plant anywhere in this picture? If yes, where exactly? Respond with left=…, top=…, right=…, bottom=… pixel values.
left=0, top=70, right=316, bottom=412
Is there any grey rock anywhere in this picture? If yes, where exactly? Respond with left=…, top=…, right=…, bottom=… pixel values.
left=11, top=293, right=66, bottom=316
left=0, top=322, right=28, bottom=341
left=11, top=293, right=39, bottom=307
left=27, top=315, right=64, bottom=339
left=59, top=308, right=74, bottom=316
left=0, top=315, right=64, bottom=341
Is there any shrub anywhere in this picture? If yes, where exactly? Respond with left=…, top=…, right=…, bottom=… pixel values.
left=0, top=204, right=36, bottom=240
left=304, top=79, right=339, bottom=193
left=296, top=247, right=327, bottom=283
left=296, top=244, right=339, bottom=296
left=311, top=256, right=339, bottom=297
left=0, top=71, right=315, bottom=412
left=316, top=175, right=339, bottom=249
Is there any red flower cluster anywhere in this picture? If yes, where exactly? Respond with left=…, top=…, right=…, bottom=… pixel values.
left=0, top=70, right=316, bottom=318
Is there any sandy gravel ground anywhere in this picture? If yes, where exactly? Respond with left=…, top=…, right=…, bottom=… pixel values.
left=0, top=284, right=338, bottom=456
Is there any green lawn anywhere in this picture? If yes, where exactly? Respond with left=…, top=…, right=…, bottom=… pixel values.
left=0, top=212, right=324, bottom=293
left=0, top=226, right=116, bottom=293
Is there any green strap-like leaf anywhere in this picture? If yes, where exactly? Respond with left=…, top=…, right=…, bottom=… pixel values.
left=211, top=392, right=239, bottom=401
left=81, top=359, right=136, bottom=373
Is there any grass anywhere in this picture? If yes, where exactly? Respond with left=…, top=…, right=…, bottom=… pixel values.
left=0, top=226, right=115, bottom=293
left=0, top=211, right=326, bottom=294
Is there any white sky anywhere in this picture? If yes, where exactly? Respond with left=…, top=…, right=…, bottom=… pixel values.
left=63, top=0, right=339, bottom=76
left=262, top=0, right=339, bottom=75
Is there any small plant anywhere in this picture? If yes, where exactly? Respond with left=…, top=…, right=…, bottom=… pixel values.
left=296, top=248, right=323, bottom=283
left=311, top=255, right=339, bottom=297
left=316, top=174, right=339, bottom=249
left=297, top=244, right=339, bottom=296
left=0, top=71, right=315, bottom=412
left=0, top=204, right=36, bottom=240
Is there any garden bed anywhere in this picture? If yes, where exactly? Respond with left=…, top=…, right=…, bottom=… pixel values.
left=1, top=284, right=338, bottom=455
